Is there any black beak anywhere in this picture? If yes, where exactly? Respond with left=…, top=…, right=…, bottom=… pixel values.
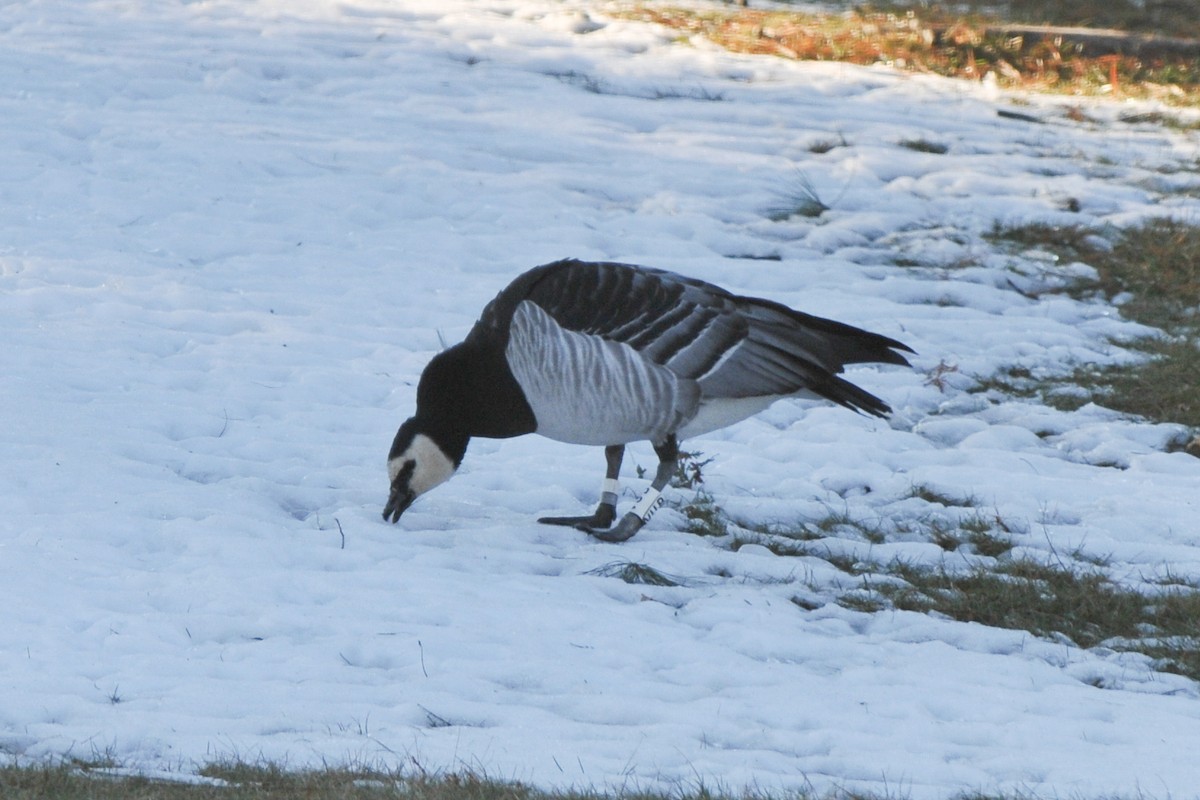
left=382, top=482, right=415, bottom=524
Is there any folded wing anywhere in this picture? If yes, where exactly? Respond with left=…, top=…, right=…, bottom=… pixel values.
left=471, top=259, right=911, bottom=418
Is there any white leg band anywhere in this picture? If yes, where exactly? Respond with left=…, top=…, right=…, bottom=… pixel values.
left=601, top=478, right=620, bottom=497
left=629, top=487, right=665, bottom=523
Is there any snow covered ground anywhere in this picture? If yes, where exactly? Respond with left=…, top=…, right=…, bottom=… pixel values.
left=3, top=1, right=1200, bottom=797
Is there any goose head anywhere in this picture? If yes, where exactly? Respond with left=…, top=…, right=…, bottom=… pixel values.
left=383, top=417, right=466, bottom=523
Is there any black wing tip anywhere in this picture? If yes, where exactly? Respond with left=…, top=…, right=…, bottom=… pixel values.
left=859, top=398, right=894, bottom=418
left=818, top=374, right=898, bottom=419
left=842, top=328, right=915, bottom=369
left=849, top=395, right=894, bottom=419
left=879, top=340, right=916, bottom=368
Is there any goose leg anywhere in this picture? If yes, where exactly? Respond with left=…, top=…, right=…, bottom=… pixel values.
left=589, top=435, right=678, bottom=543
left=538, top=445, right=624, bottom=529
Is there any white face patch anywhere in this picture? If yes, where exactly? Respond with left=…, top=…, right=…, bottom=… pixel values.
left=387, top=432, right=457, bottom=498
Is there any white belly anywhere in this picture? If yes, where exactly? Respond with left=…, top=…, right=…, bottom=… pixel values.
left=678, top=395, right=780, bottom=439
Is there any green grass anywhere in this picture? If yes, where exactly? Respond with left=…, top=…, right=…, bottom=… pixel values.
left=708, top=489, right=1200, bottom=682
left=987, top=218, right=1200, bottom=330
left=807, top=134, right=849, bottom=154
left=987, top=217, right=1200, bottom=429
left=766, top=172, right=829, bottom=221
left=1062, top=339, right=1200, bottom=427
left=755, top=507, right=892, bottom=546
left=0, top=762, right=409, bottom=800
left=0, top=763, right=676, bottom=800
left=921, top=512, right=1016, bottom=557
left=860, top=548, right=1198, bottom=680
left=898, top=138, right=949, bottom=155
left=1121, top=110, right=1200, bottom=132
left=1095, top=218, right=1200, bottom=329
left=906, top=483, right=979, bottom=508
left=587, top=560, right=681, bottom=587
left=862, top=557, right=1200, bottom=679
left=679, top=489, right=730, bottom=537
left=2, top=760, right=1182, bottom=800
left=665, top=450, right=732, bottom=537
left=964, top=523, right=1019, bottom=558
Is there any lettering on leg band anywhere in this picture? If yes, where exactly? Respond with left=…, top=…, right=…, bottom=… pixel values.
left=630, top=487, right=665, bottom=523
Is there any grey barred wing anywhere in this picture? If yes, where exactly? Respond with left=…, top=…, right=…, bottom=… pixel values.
left=510, top=260, right=751, bottom=383
left=470, top=258, right=912, bottom=415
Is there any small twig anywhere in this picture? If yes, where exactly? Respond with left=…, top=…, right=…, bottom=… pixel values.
left=335, top=518, right=345, bottom=550
left=418, top=704, right=450, bottom=728
left=997, top=108, right=1043, bottom=124
left=418, top=639, right=428, bottom=678
left=1006, top=277, right=1040, bottom=300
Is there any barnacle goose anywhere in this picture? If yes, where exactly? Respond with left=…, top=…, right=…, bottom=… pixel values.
left=384, top=258, right=912, bottom=542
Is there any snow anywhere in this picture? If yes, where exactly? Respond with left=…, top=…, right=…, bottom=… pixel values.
left=3, top=0, right=1200, bottom=797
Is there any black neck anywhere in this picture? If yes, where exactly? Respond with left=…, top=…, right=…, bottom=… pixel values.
left=416, top=340, right=536, bottom=441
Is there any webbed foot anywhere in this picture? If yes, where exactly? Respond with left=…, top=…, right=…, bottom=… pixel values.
left=538, top=502, right=616, bottom=530
left=581, top=512, right=643, bottom=543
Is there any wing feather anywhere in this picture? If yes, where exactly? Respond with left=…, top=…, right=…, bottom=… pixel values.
left=470, top=259, right=911, bottom=417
